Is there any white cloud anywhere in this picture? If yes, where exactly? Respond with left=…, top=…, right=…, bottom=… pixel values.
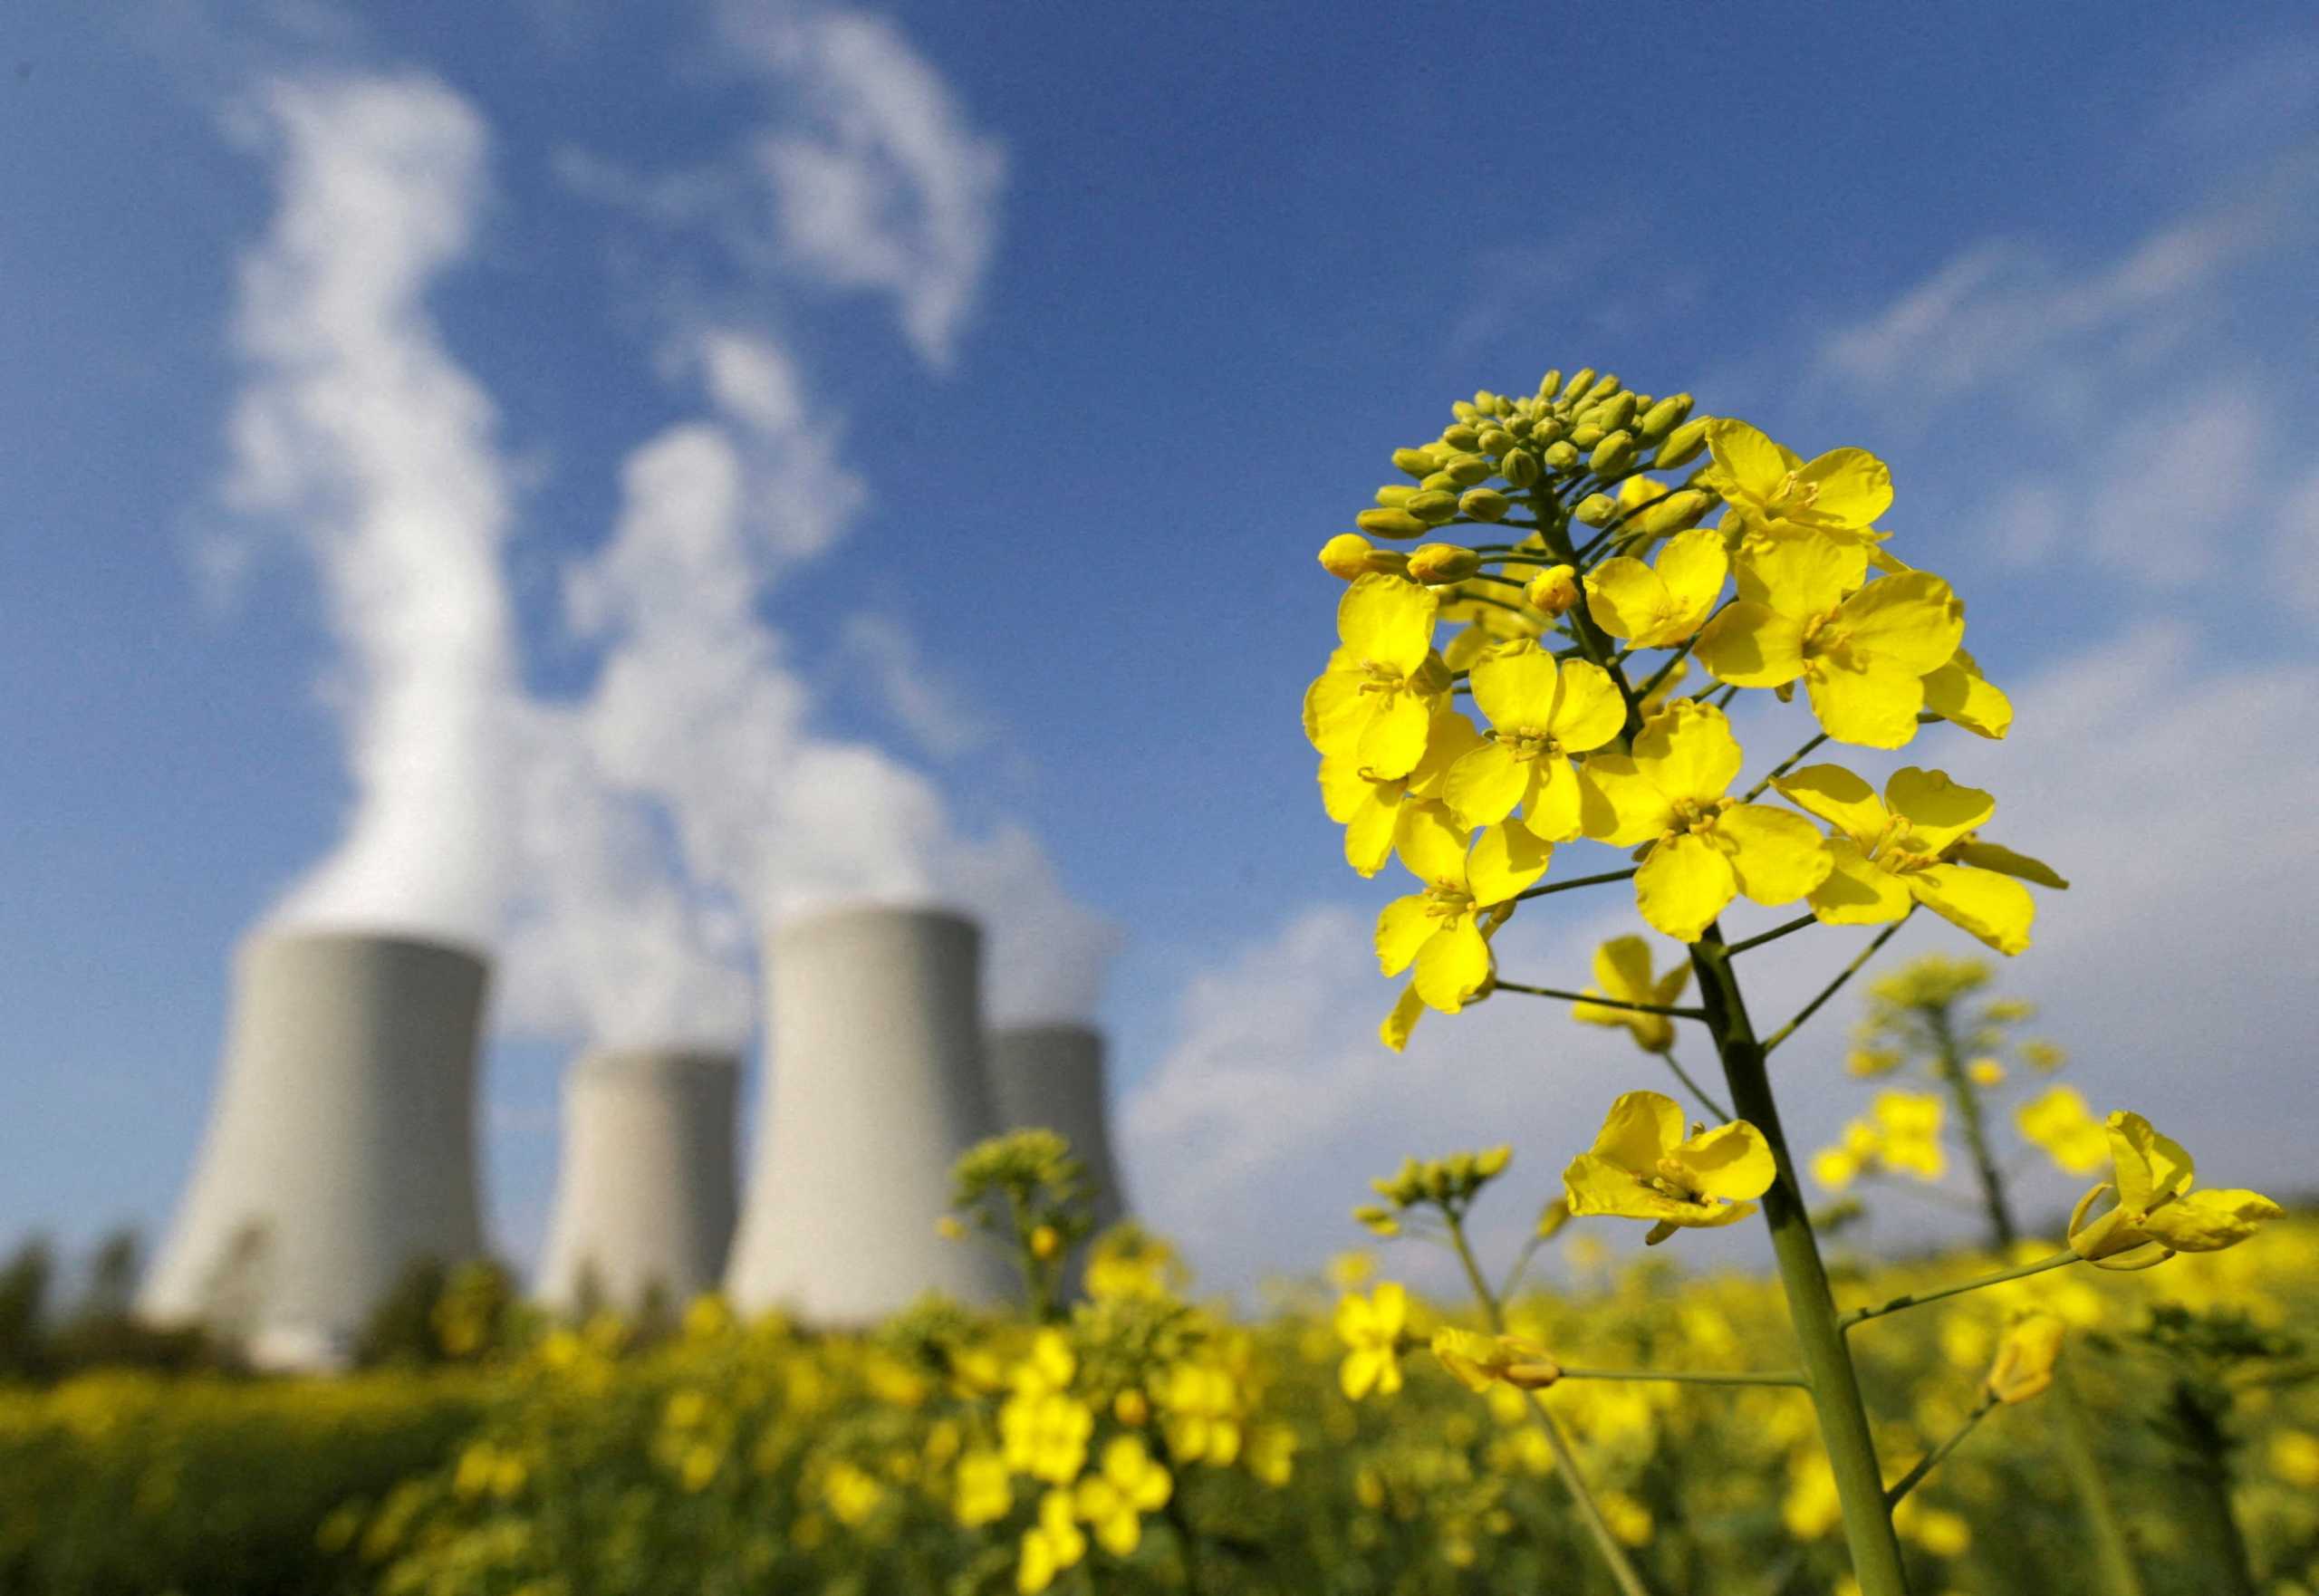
left=2265, top=467, right=2319, bottom=620
left=838, top=612, right=989, bottom=758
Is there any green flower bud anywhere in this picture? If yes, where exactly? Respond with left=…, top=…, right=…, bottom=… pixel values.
left=1653, top=417, right=1711, bottom=470
left=1419, top=470, right=1459, bottom=494
left=1592, top=373, right=1622, bottom=400
left=1537, top=368, right=1564, bottom=399
left=1372, top=488, right=1418, bottom=515
left=1573, top=492, right=1617, bottom=526
left=1638, top=393, right=1693, bottom=440
left=1570, top=424, right=1607, bottom=449
left=1594, top=392, right=1640, bottom=433
left=1355, top=507, right=1428, bottom=540
left=1501, top=448, right=1541, bottom=488
left=1637, top=488, right=1711, bottom=535
left=1407, top=543, right=1482, bottom=582
left=1441, top=455, right=1492, bottom=488
left=1441, top=424, right=1482, bottom=451
left=1590, top=429, right=1638, bottom=477
left=1564, top=367, right=1599, bottom=405
left=1390, top=447, right=1435, bottom=478
left=1472, top=390, right=1500, bottom=416
left=1529, top=417, right=1565, bottom=445
left=1477, top=428, right=1516, bottom=457
left=1404, top=488, right=1460, bottom=524
left=1506, top=415, right=1535, bottom=439
left=1450, top=400, right=1480, bottom=424
left=1458, top=487, right=1512, bottom=523
left=1524, top=564, right=1580, bottom=617
left=1544, top=440, right=1580, bottom=471
left=1476, top=1145, right=1513, bottom=1179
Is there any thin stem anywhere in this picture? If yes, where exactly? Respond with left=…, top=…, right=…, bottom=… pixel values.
left=1742, top=733, right=1830, bottom=802
left=1722, top=913, right=1819, bottom=957
left=1515, top=866, right=1638, bottom=901
left=1658, top=1050, right=1733, bottom=1122
left=1494, top=981, right=1705, bottom=1020
left=2054, top=1365, right=2150, bottom=1596
left=1690, top=928, right=1911, bottom=1596
left=1841, top=1249, right=2081, bottom=1331
left=1763, top=918, right=1912, bottom=1054
left=1928, top=1005, right=2018, bottom=1251
left=1496, top=1234, right=1545, bottom=1303
left=1885, top=1394, right=1997, bottom=1506
left=1561, top=1366, right=1811, bottom=1389
left=1443, top=1213, right=1655, bottom=1596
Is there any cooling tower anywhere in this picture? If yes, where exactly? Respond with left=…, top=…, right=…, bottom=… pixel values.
left=726, top=905, right=1012, bottom=1319
left=140, top=929, right=489, bottom=1366
left=537, top=1049, right=739, bottom=1315
left=986, top=1024, right=1129, bottom=1233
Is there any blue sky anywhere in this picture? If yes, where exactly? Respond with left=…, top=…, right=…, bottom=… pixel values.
left=5, top=1, right=2316, bottom=1291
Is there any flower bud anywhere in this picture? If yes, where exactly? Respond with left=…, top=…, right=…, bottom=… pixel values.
left=1441, top=424, right=1483, bottom=451
left=1390, top=447, right=1435, bottom=478
left=1652, top=417, right=1711, bottom=469
left=1113, top=1389, right=1150, bottom=1427
left=1356, top=507, right=1428, bottom=540
left=1030, top=1224, right=1062, bottom=1260
left=1590, top=392, right=1639, bottom=433
left=1419, top=470, right=1460, bottom=494
left=1477, top=428, right=1516, bottom=457
left=1506, top=415, right=1535, bottom=439
left=1590, top=429, right=1638, bottom=476
left=1592, top=373, right=1622, bottom=400
left=1476, top=1144, right=1513, bottom=1178
left=1318, top=534, right=1374, bottom=580
left=1374, top=485, right=1416, bottom=507
left=1536, top=368, right=1564, bottom=399
left=1473, top=390, right=1499, bottom=415
left=1564, top=367, right=1599, bottom=405
left=1524, top=564, right=1580, bottom=616
left=1408, top=543, right=1482, bottom=583
left=1458, top=487, right=1512, bottom=523
left=1638, top=393, right=1693, bottom=441
left=1352, top=1204, right=1400, bottom=1237
left=1573, top=492, right=1617, bottom=526
left=1984, top=1312, right=2064, bottom=1405
left=1450, top=400, right=1480, bottom=424
left=1570, top=424, right=1606, bottom=449
left=1544, top=440, right=1580, bottom=471
left=1404, top=488, right=1460, bottom=524
left=1636, top=488, right=1711, bottom=535
left=1441, top=455, right=1493, bottom=488
left=1501, top=448, right=1541, bottom=488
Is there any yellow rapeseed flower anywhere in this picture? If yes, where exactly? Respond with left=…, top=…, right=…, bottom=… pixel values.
left=1073, top=1436, right=1171, bottom=1556
left=1429, top=1328, right=1562, bottom=1392
left=1564, top=1090, right=1777, bottom=1245
left=1984, top=1312, right=2065, bottom=1404
left=1576, top=702, right=1831, bottom=943
left=2016, top=1085, right=2110, bottom=1176
left=1335, top=1282, right=1408, bottom=1401
left=1871, top=1091, right=1946, bottom=1181
left=2067, top=1112, right=2282, bottom=1269
left=1015, top=1488, right=1087, bottom=1594
left=1772, top=764, right=2064, bottom=955
left=1445, top=646, right=1625, bottom=834
left=1373, top=802, right=1551, bottom=1013
left=1304, top=574, right=1449, bottom=779
left=1700, top=418, right=1892, bottom=560
left=1694, top=534, right=1963, bottom=749
left=1318, top=707, right=1481, bottom=876
left=1000, top=1389, right=1092, bottom=1485
left=1583, top=526, right=1730, bottom=648
left=1921, top=645, right=2013, bottom=739
left=954, top=1449, right=1013, bottom=1528
left=1569, top=935, right=1692, bottom=1053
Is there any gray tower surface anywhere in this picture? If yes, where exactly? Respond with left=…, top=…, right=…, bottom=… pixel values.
left=986, top=1023, right=1129, bottom=1233
left=726, top=905, right=1012, bottom=1319
left=140, top=929, right=489, bottom=1367
left=537, top=1049, right=739, bottom=1315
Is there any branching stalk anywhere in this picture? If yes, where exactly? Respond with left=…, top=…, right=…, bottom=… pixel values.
left=1840, top=1250, right=2081, bottom=1331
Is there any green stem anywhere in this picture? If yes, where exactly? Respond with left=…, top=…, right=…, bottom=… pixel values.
left=1689, top=929, right=1911, bottom=1596
left=1515, top=867, right=1639, bottom=901
left=1840, top=1250, right=2080, bottom=1331
left=1493, top=982, right=1704, bottom=1020
left=1742, top=733, right=1830, bottom=802
left=1560, top=1366, right=1810, bottom=1389
left=1927, top=1007, right=2017, bottom=1251
left=2160, top=1378, right=2259, bottom=1596
left=1762, top=918, right=1912, bottom=1054
left=1722, top=914, right=1819, bottom=957
left=1657, top=1049, right=1733, bottom=1122
left=1884, top=1393, right=1996, bottom=1507
left=2053, top=1365, right=2149, bottom=1596
left=1443, top=1213, right=1655, bottom=1596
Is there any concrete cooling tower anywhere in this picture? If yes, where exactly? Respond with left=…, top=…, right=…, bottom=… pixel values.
left=986, top=1023, right=1129, bottom=1233
left=537, top=1049, right=739, bottom=1315
left=726, top=905, right=1013, bottom=1319
left=140, top=929, right=489, bottom=1368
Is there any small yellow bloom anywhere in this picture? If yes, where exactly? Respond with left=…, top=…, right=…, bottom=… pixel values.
left=1373, top=803, right=1551, bottom=1013
left=1872, top=1091, right=1945, bottom=1181
left=1583, top=526, right=1729, bottom=648
left=1700, top=418, right=1892, bottom=554
left=1000, top=1388, right=1093, bottom=1485
left=1525, top=563, right=1580, bottom=617
left=1319, top=707, right=1482, bottom=878
left=2270, top=1432, right=2319, bottom=1488
left=1016, top=1488, right=1087, bottom=1594
left=1563, top=1090, right=1777, bottom=1243
left=1029, top=1225, right=1062, bottom=1261
left=1335, top=1282, right=1408, bottom=1400
left=1577, top=702, right=1832, bottom=943
left=1569, top=935, right=1692, bottom=1053
left=1074, top=1437, right=1171, bottom=1558
left=955, top=1449, right=1014, bottom=1527
left=1984, top=1312, right=2065, bottom=1404
left=1429, top=1327, right=1562, bottom=1392
left=2067, top=1112, right=2282, bottom=1269
left=2016, top=1085, right=2109, bottom=1176
left=1304, top=574, right=1450, bottom=779
left=1445, top=646, right=1625, bottom=835
left=1968, top=1056, right=2006, bottom=1088
left=1773, top=764, right=2064, bottom=955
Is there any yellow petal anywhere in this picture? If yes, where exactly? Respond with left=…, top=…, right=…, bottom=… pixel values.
left=1905, top=864, right=2035, bottom=956
left=1805, top=654, right=1926, bottom=749
left=1381, top=983, right=1425, bottom=1053
left=1374, top=896, right=1436, bottom=976
left=1794, top=447, right=1892, bottom=529
left=1303, top=668, right=1365, bottom=755
left=1632, top=701, right=1744, bottom=804
left=1637, top=832, right=1737, bottom=943
left=1589, top=1090, right=1686, bottom=1171
left=1704, top=418, right=1799, bottom=504
left=1471, top=643, right=1562, bottom=731
left=1884, top=768, right=1997, bottom=853
left=1951, top=840, right=2067, bottom=889
left=1838, top=572, right=1965, bottom=675
left=1358, top=689, right=1435, bottom=779
left=1593, top=935, right=1658, bottom=1004
left=1549, top=660, right=1628, bottom=753
left=1808, top=837, right=1913, bottom=925
left=1337, top=574, right=1439, bottom=673
left=1317, top=755, right=1375, bottom=823
left=1676, top=1120, right=1777, bottom=1201
left=1696, top=602, right=1806, bottom=687
left=1772, top=764, right=1888, bottom=849
left=2143, top=1189, right=2282, bottom=1253
left=1414, top=920, right=1492, bottom=1013
left=1652, top=527, right=1730, bottom=618
left=1921, top=648, right=2012, bottom=739
left=1342, top=789, right=1402, bottom=877
left=1583, top=557, right=1670, bottom=643
left=1393, top=798, right=1470, bottom=884
left=1734, top=532, right=1859, bottom=617
left=1525, top=755, right=1584, bottom=842
left=1409, top=709, right=1487, bottom=798
left=1576, top=754, right=1678, bottom=847
left=1467, top=818, right=1552, bottom=906
left=1443, top=741, right=1532, bottom=828
left=2105, top=1111, right=2195, bottom=1212
left=1716, top=803, right=1833, bottom=905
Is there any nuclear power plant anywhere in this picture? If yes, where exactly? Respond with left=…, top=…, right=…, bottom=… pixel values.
left=536, top=1048, right=739, bottom=1315
left=986, top=1023, right=1129, bottom=1232
left=140, top=929, right=490, bottom=1367
left=142, top=903, right=1121, bottom=1360
left=726, top=905, right=1016, bottom=1319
